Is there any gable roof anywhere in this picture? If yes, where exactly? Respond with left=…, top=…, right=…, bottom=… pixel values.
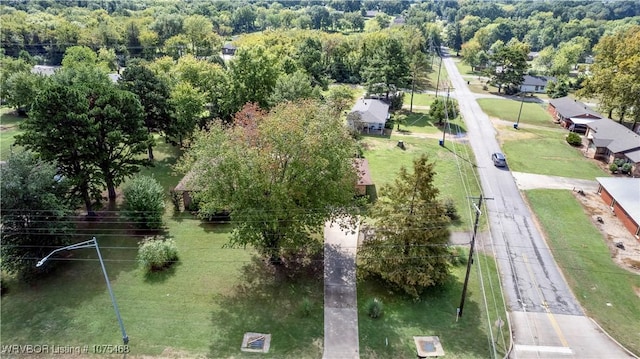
left=350, top=99, right=389, bottom=125
left=587, top=119, right=640, bottom=158
left=222, top=43, right=236, bottom=50
left=596, top=177, right=640, bottom=226
left=549, top=96, right=603, bottom=119
left=522, top=75, right=555, bottom=87
left=353, top=158, right=373, bottom=186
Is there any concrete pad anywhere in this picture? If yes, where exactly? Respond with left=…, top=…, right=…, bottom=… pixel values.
left=323, top=308, right=359, bottom=359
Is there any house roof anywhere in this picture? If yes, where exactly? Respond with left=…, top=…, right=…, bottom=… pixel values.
left=522, top=75, right=555, bottom=87
left=587, top=119, right=640, bottom=156
left=353, top=158, right=373, bottom=186
left=549, top=96, right=603, bottom=119
left=31, top=65, right=60, bottom=76
left=350, top=99, right=389, bottom=125
left=174, top=169, right=197, bottom=192
left=596, top=177, right=640, bottom=226
left=222, top=43, right=236, bottom=50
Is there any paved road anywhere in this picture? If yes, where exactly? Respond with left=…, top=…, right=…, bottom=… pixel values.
left=441, top=49, right=635, bottom=358
left=323, top=219, right=359, bottom=359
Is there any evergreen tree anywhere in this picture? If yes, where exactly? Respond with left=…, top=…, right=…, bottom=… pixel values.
left=359, top=155, right=452, bottom=298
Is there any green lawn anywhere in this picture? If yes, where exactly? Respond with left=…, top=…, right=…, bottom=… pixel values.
left=361, top=135, right=480, bottom=230
left=1, top=124, right=497, bottom=358
left=500, top=128, right=607, bottom=180
left=0, top=107, right=24, bottom=160
left=403, top=93, right=436, bottom=108
left=525, top=190, right=640, bottom=356
left=477, top=98, right=556, bottom=128
left=454, top=60, right=476, bottom=76
left=359, top=253, right=510, bottom=358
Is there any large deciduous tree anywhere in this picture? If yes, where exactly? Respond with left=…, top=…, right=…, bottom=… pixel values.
left=119, top=63, right=173, bottom=160
left=359, top=155, right=452, bottom=298
left=361, top=37, right=409, bottom=99
left=0, top=151, right=74, bottom=280
left=580, top=25, right=640, bottom=125
left=229, top=46, right=281, bottom=110
left=177, top=100, right=360, bottom=265
left=488, top=42, right=528, bottom=93
left=16, top=68, right=150, bottom=212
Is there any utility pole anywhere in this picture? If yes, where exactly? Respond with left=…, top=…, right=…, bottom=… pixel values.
left=458, top=194, right=486, bottom=318
left=514, top=92, right=525, bottom=129
left=435, top=54, right=442, bottom=98
left=440, top=87, right=450, bottom=147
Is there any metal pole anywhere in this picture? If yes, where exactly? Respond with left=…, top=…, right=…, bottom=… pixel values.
left=458, top=194, right=483, bottom=318
left=435, top=54, right=442, bottom=98
left=441, top=87, right=450, bottom=147
left=93, top=237, right=129, bottom=345
left=514, top=93, right=525, bottom=129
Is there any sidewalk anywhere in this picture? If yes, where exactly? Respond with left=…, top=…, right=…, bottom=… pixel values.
left=323, top=219, right=360, bottom=359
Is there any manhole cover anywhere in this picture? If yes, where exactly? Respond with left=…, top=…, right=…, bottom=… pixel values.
left=241, top=332, right=271, bottom=353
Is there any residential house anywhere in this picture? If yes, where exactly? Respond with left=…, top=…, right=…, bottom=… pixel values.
left=347, top=98, right=389, bottom=135
left=519, top=75, right=555, bottom=94
left=596, top=177, right=640, bottom=238
left=353, top=158, right=375, bottom=200
left=585, top=119, right=640, bottom=177
left=222, top=43, right=237, bottom=56
left=31, top=65, right=121, bottom=83
left=364, top=10, right=379, bottom=18
left=548, top=96, right=604, bottom=133
left=31, top=65, right=60, bottom=76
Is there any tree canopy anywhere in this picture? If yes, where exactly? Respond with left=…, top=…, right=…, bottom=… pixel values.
left=0, top=151, right=74, bottom=279
left=359, top=154, right=453, bottom=298
left=177, top=100, right=361, bottom=265
left=580, top=25, right=640, bottom=124
left=16, top=67, right=150, bottom=212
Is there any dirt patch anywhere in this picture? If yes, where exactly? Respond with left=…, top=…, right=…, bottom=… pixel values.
left=573, top=191, right=640, bottom=275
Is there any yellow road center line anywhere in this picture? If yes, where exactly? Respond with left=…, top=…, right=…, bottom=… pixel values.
left=523, top=254, right=569, bottom=348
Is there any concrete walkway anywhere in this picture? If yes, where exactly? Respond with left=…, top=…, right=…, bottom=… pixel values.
left=323, top=219, right=360, bottom=359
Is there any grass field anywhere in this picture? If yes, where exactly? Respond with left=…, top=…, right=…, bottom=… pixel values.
left=359, top=252, right=510, bottom=358
left=0, top=107, right=24, bottom=160
left=499, top=127, right=607, bottom=179
left=361, top=134, right=480, bottom=230
left=403, top=93, right=436, bottom=108
left=477, top=98, right=556, bottom=128
left=525, top=190, right=640, bottom=355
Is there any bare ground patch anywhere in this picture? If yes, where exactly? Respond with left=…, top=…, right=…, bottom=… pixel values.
left=573, top=191, right=640, bottom=276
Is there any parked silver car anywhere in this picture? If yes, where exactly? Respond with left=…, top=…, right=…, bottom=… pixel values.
left=492, top=152, right=507, bottom=167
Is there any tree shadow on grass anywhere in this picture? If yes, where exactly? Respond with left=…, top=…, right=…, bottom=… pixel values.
left=0, top=213, right=142, bottom=345
left=208, top=256, right=324, bottom=359
left=143, top=261, right=181, bottom=284
left=358, top=274, right=507, bottom=358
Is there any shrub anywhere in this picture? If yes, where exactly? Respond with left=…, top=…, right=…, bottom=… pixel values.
left=609, top=163, right=618, bottom=173
left=444, top=198, right=460, bottom=221
left=365, top=297, right=384, bottom=319
left=614, top=158, right=625, bottom=167
left=137, top=237, right=178, bottom=272
left=621, top=163, right=632, bottom=174
left=566, top=132, right=582, bottom=146
left=450, top=247, right=468, bottom=266
left=122, top=175, right=165, bottom=229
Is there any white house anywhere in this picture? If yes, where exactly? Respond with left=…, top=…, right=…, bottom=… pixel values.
left=347, top=99, right=390, bottom=134
left=519, top=75, right=555, bottom=94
